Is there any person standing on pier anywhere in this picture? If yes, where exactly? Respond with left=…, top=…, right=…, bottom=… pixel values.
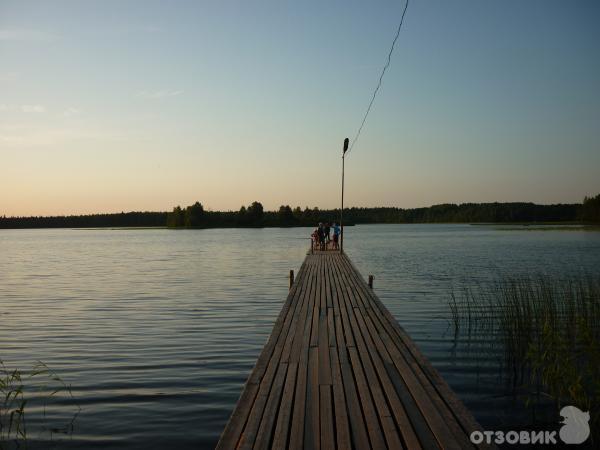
left=311, top=227, right=319, bottom=251
left=332, top=222, right=340, bottom=250
left=318, top=223, right=326, bottom=251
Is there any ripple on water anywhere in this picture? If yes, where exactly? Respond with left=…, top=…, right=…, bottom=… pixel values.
left=1, top=225, right=599, bottom=449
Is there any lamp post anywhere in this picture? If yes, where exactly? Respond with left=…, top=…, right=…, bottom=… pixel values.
left=340, top=137, right=349, bottom=253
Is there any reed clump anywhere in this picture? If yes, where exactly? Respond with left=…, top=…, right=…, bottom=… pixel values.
left=0, top=360, right=79, bottom=449
left=449, top=274, right=600, bottom=430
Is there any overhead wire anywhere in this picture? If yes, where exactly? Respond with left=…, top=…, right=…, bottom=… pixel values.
left=347, top=0, right=409, bottom=154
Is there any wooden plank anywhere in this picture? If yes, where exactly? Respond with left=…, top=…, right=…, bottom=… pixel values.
left=318, top=312, right=332, bottom=386
left=305, top=347, right=320, bottom=450
left=328, top=258, right=371, bottom=450
left=336, top=259, right=444, bottom=449
left=329, top=346, right=351, bottom=450
left=289, top=259, right=318, bottom=450
left=329, top=257, right=355, bottom=349
left=362, top=311, right=441, bottom=450
left=354, top=306, right=425, bottom=450
left=238, top=349, right=289, bottom=449
left=237, top=262, right=318, bottom=449
left=215, top=383, right=260, bottom=450
left=290, top=258, right=317, bottom=364
left=331, top=250, right=387, bottom=449
left=248, top=260, right=306, bottom=384
left=338, top=348, right=372, bottom=450
left=333, top=255, right=401, bottom=450
left=320, top=254, right=327, bottom=312
left=271, top=260, right=314, bottom=450
left=271, top=362, right=299, bottom=449
left=253, top=362, right=289, bottom=450
left=329, top=257, right=341, bottom=318
left=347, top=346, right=387, bottom=450
left=339, top=256, right=464, bottom=446
left=218, top=252, right=488, bottom=450
left=319, top=385, right=335, bottom=450
left=338, top=254, right=483, bottom=449
left=289, top=361, right=308, bottom=450
left=217, top=261, right=308, bottom=450
left=324, top=255, right=333, bottom=309
left=326, top=308, right=335, bottom=348
left=280, top=262, right=313, bottom=363
left=310, top=256, right=321, bottom=348
left=288, top=344, right=310, bottom=450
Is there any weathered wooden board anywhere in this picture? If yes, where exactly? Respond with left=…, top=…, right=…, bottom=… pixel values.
left=216, top=252, right=489, bottom=450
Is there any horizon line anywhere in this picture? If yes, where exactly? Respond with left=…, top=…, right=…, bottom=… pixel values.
left=2, top=197, right=591, bottom=219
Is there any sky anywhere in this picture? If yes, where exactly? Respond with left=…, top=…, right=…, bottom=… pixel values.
left=1, top=0, right=599, bottom=216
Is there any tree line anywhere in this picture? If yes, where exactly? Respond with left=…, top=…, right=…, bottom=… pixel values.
left=2, top=194, right=598, bottom=229
left=0, top=211, right=167, bottom=229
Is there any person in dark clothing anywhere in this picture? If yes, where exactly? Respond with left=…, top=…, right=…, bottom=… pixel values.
left=318, top=222, right=326, bottom=251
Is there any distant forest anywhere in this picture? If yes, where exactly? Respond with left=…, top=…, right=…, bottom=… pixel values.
left=2, top=194, right=599, bottom=229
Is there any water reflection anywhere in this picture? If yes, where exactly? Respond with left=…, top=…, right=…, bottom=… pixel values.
left=1, top=225, right=599, bottom=448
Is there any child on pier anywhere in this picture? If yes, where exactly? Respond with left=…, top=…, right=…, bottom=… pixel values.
left=332, top=222, right=340, bottom=250
left=311, top=228, right=319, bottom=251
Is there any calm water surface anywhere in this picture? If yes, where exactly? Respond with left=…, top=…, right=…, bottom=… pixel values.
left=1, top=225, right=599, bottom=448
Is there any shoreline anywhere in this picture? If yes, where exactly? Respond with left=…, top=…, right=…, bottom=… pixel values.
left=2, top=222, right=600, bottom=231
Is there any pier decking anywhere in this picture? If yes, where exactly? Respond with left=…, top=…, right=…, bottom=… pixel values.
left=216, top=251, right=486, bottom=450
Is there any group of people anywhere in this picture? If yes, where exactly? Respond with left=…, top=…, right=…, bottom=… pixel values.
left=311, top=222, right=340, bottom=251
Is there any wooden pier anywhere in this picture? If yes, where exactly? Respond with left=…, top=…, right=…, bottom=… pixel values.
left=216, top=251, right=486, bottom=450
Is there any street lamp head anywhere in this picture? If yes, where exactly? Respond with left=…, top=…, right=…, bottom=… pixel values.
left=343, top=138, right=349, bottom=155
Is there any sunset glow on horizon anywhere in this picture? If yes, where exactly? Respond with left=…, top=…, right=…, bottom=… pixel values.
left=2, top=1, right=599, bottom=216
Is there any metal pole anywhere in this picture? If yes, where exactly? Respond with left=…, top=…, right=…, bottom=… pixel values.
left=341, top=138, right=349, bottom=253
left=341, top=154, right=344, bottom=253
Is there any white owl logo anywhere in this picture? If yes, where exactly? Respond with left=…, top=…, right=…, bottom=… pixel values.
left=559, top=405, right=590, bottom=444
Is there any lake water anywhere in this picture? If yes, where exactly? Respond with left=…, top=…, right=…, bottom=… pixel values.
left=1, top=225, right=599, bottom=449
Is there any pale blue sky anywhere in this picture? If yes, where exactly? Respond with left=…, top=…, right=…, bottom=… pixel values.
left=1, top=0, right=599, bottom=215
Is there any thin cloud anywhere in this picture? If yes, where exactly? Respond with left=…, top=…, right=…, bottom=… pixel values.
left=88, top=24, right=162, bottom=38
left=21, top=105, right=46, bottom=113
left=0, top=29, right=56, bottom=42
left=0, top=71, right=19, bottom=81
left=62, top=107, right=82, bottom=117
left=137, top=90, right=183, bottom=99
left=0, top=123, right=128, bottom=147
left=114, top=24, right=162, bottom=35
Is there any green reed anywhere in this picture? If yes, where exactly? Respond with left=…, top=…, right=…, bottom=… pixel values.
left=0, top=360, right=80, bottom=449
left=449, top=274, right=600, bottom=428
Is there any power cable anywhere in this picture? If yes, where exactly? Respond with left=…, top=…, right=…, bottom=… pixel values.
left=348, top=0, right=409, bottom=153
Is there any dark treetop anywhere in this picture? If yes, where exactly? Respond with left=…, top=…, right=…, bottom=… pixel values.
left=2, top=194, right=598, bottom=229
